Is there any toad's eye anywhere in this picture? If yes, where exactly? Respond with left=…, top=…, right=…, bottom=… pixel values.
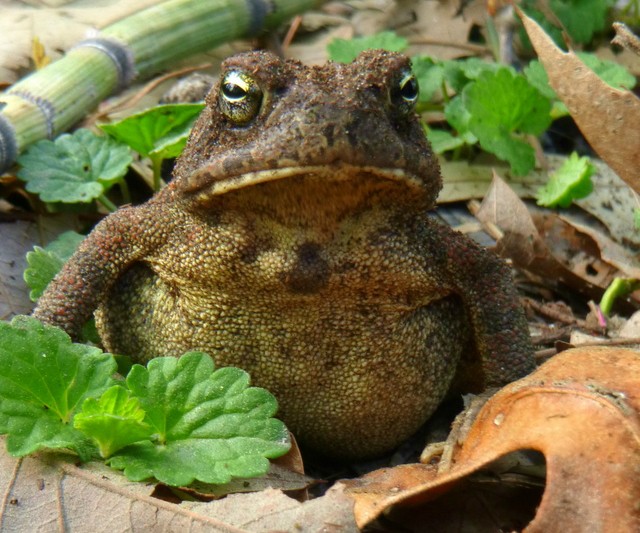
left=390, top=71, right=419, bottom=113
left=219, top=71, right=263, bottom=124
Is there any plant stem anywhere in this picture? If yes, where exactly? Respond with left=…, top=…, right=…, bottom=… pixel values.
left=118, top=179, right=131, bottom=205
left=151, top=156, right=164, bottom=192
left=97, top=195, right=118, bottom=213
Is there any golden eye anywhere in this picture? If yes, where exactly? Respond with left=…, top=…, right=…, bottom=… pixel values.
left=219, top=71, right=263, bottom=124
left=390, top=71, right=419, bottom=113
left=398, top=73, right=419, bottom=103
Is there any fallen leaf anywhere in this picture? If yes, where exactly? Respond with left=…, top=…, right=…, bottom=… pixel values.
left=0, top=438, right=358, bottom=532
left=619, top=311, right=640, bottom=339
left=474, top=172, right=633, bottom=302
left=347, top=346, right=640, bottom=532
left=440, top=155, right=640, bottom=250
left=404, top=0, right=476, bottom=60
left=518, top=10, right=640, bottom=194
left=0, top=1, right=164, bottom=84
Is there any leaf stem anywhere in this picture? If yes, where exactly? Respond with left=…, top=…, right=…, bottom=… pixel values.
left=440, top=79, right=450, bottom=103
left=118, top=179, right=131, bottom=205
left=97, top=195, right=118, bottom=212
left=600, top=278, right=640, bottom=316
left=151, top=155, right=163, bottom=191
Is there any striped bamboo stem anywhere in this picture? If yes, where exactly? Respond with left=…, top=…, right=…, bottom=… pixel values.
left=0, top=0, right=324, bottom=172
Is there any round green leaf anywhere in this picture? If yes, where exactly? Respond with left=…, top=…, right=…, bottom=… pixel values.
left=16, top=129, right=132, bottom=203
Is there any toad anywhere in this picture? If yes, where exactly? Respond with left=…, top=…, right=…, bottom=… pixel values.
left=34, top=50, right=534, bottom=459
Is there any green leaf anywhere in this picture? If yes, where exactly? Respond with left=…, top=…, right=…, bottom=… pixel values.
left=522, top=60, right=557, bottom=101
left=463, top=68, right=552, bottom=175
left=108, top=352, right=290, bottom=486
left=444, top=96, right=476, bottom=141
left=0, top=316, right=117, bottom=459
left=550, top=0, right=613, bottom=44
left=24, top=231, right=85, bottom=301
left=17, top=129, right=132, bottom=204
left=327, top=31, right=408, bottom=63
left=519, top=0, right=614, bottom=47
left=426, top=129, right=466, bottom=154
left=442, top=57, right=504, bottom=92
left=577, top=52, right=637, bottom=90
left=536, top=152, right=595, bottom=208
left=635, top=209, right=640, bottom=230
left=100, top=103, right=204, bottom=160
left=411, top=56, right=444, bottom=102
left=74, top=386, right=153, bottom=458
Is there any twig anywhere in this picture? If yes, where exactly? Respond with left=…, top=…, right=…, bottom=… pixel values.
left=612, top=22, right=640, bottom=57
left=282, top=15, right=303, bottom=50
left=408, top=38, right=488, bottom=54
left=524, top=297, right=587, bottom=328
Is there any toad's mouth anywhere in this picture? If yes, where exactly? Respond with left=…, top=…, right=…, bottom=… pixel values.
left=187, top=163, right=425, bottom=201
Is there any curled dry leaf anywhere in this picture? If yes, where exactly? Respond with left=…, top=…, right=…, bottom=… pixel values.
left=475, top=172, right=639, bottom=303
left=518, top=10, right=640, bottom=194
left=346, top=346, right=640, bottom=531
left=440, top=155, right=640, bottom=250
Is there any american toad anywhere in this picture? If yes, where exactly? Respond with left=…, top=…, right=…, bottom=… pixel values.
left=34, top=50, right=534, bottom=459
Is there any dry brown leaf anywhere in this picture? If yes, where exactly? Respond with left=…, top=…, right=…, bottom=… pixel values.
left=518, top=10, right=640, bottom=194
left=405, top=0, right=477, bottom=59
left=0, top=446, right=249, bottom=532
left=619, top=310, right=640, bottom=339
left=0, top=0, right=163, bottom=84
left=347, top=346, right=640, bottom=531
left=440, top=155, right=640, bottom=250
left=0, top=437, right=357, bottom=532
left=474, top=172, right=630, bottom=301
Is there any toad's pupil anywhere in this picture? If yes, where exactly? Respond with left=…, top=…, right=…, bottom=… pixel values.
left=223, top=83, right=246, bottom=100
left=400, top=76, right=418, bottom=101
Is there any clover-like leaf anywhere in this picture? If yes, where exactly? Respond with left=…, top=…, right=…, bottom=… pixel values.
left=24, top=231, right=85, bottom=301
left=108, top=352, right=290, bottom=486
left=443, top=96, right=478, bottom=146
left=327, top=31, right=408, bottom=63
left=0, top=316, right=117, bottom=459
left=74, top=386, right=153, bottom=458
left=463, top=68, right=552, bottom=175
left=100, top=103, right=204, bottom=160
left=442, top=57, right=504, bottom=92
left=537, top=152, right=595, bottom=208
left=16, top=129, right=132, bottom=203
left=425, top=129, right=465, bottom=154
left=548, top=0, right=612, bottom=44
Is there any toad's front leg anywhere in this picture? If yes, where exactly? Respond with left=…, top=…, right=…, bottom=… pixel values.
left=421, top=217, right=535, bottom=388
left=33, top=203, right=168, bottom=340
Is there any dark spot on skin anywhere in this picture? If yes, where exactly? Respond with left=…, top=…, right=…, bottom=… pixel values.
left=239, top=242, right=259, bottom=264
left=280, top=241, right=330, bottom=294
left=323, top=123, right=335, bottom=147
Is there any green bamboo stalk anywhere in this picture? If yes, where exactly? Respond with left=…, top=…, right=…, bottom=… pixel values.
left=0, top=0, right=325, bottom=172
